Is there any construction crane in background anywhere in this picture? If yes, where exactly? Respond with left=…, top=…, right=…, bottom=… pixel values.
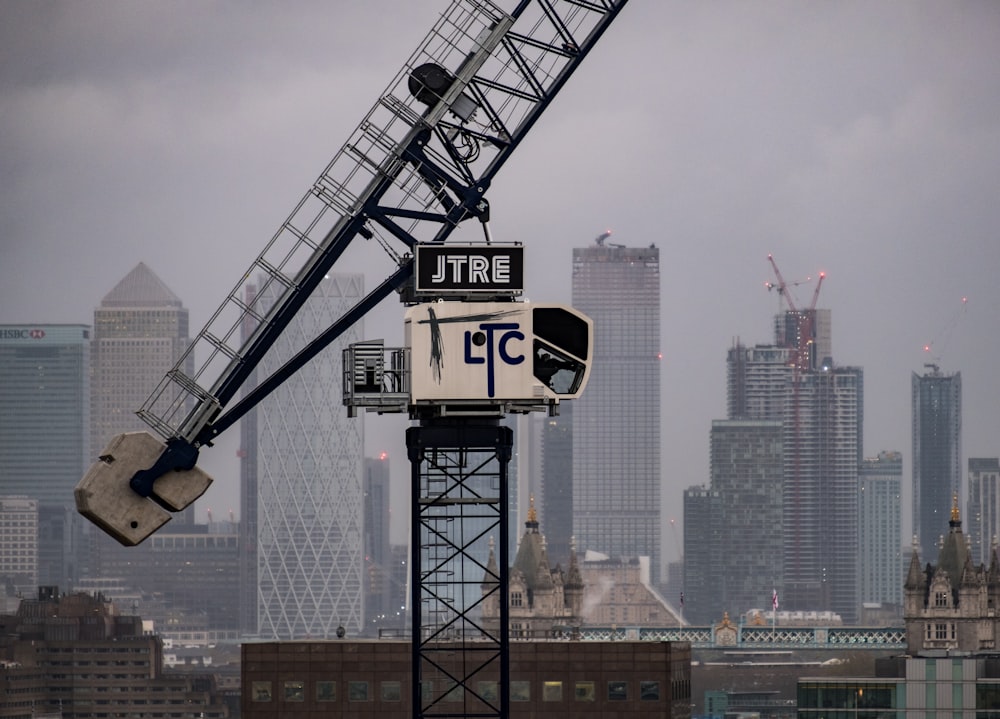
left=766, top=254, right=825, bottom=371
left=594, top=228, right=624, bottom=247
left=923, top=296, right=969, bottom=368
left=74, top=2, right=629, bottom=718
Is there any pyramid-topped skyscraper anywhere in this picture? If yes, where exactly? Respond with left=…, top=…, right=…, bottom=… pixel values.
left=91, top=262, right=191, bottom=460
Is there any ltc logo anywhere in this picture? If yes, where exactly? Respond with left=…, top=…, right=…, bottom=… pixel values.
left=464, top=322, right=524, bottom=397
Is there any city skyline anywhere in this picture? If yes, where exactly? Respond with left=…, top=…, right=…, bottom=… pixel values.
left=2, top=2, right=999, bottom=557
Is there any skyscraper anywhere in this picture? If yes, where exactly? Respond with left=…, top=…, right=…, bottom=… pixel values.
left=0, top=324, right=90, bottom=587
left=571, top=239, right=661, bottom=580
left=682, top=486, right=721, bottom=624
left=725, top=307, right=863, bottom=622
left=966, top=457, right=1000, bottom=566
left=253, top=273, right=365, bottom=639
left=912, top=365, right=962, bottom=557
left=0, top=325, right=90, bottom=504
left=858, top=451, right=903, bottom=609
left=90, top=263, right=191, bottom=461
left=782, top=365, right=863, bottom=621
left=708, top=419, right=784, bottom=618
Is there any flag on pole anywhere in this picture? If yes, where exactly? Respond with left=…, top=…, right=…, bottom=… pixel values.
left=772, top=588, right=779, bottom=612
left=679, top=592, right=685, bottom=609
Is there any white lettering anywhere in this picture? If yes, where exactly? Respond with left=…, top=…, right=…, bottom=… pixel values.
left=446, top=256, right=468, bottom=282
left=431, top=255, right=447, bottom=283
left=493, top=256, right=510, bottom=283
left=427, top=252, right=516, bottom=284
left=469, top=256, right=489, bottom=283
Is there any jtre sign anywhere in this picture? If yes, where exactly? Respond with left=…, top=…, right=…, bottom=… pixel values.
left=414, top=244, right=524, bottom=295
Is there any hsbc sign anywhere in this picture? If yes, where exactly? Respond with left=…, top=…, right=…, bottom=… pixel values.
left=414, top=244, right=523, bottom=295
left=0, top=328, right=46, bottom=339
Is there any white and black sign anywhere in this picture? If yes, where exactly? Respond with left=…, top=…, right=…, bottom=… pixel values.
left=414, top=244, right=523, bottom=294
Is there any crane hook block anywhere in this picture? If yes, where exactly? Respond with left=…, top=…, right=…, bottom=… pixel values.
left=75, top=431, right=213, bottom=546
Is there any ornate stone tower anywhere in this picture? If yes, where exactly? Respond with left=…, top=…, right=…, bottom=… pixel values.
left=904, top=496, right=1000, bottom=653
left=480, top=498, right=583, bottom=637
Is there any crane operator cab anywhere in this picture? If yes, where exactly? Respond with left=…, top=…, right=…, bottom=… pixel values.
left=343, top=300, right=592, bottom=418
left=406, top=301, right=591, bottom=416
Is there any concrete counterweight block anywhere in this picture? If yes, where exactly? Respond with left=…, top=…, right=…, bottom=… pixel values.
left=75, top=431, right=213, bottom=546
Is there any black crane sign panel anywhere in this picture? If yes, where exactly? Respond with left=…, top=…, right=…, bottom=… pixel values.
left=76, top=0, right=630, bottom=546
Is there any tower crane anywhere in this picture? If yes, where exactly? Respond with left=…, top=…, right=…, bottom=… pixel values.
left=766, top=254, right=824, bottom=371
left=74, top=2, right=629, bottom=718
left=594, top=228, right=625, bottom=248
left=922, top=296, right=969, bottom=368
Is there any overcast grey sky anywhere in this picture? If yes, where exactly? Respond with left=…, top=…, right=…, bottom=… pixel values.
left=2, top=1, right=999, bottom=559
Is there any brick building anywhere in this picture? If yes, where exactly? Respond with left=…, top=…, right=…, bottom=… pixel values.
left=0, top=589, right=229, bottom=719
left=242, top=638, right=691, bottom=718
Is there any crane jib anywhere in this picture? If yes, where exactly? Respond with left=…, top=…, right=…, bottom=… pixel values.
left=78, top=0, right=631, bottom=546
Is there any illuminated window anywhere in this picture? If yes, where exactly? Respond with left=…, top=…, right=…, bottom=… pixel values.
left=575, top=682, right=596, bottom=702
left=543, top=681, right=563, bottom=702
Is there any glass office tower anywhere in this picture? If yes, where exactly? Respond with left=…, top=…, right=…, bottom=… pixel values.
left=911, top=366, right=961, bottom=558
left=253, top=273, right=366, bottom=639
left=571, top=240, right=661, bottom=581
left=0, top=324, right=90, bottom=587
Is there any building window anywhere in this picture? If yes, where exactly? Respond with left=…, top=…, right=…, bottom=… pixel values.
left=511, top=591, right=523, bottom=607
left=381, top=681, right=401, bottom=702
left=935, top=623, right=949, bottom=640
left=511, top=680, right=531, bottom=701
left=445, top=683, right=463, bottom=702
left=934, top=591, right=949, bottom=607
left=316, top=681, right=336, bottom=702
left=641, top=681, right=661, bottom=701
left=348, top=681, right=369, bottom=702
left=608, top=681, right=628, bottom=701
left=575, top=682, right=596, bottom=702
left=283, top=680, right=304, bottom=702
left=478, top=681, right=498, bottom=703
left=543, top=681, right=563, bottom=702
left=251, top=681, right=272, bottom=702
